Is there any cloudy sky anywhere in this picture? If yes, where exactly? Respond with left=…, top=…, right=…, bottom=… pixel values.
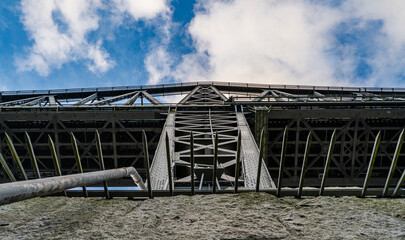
left=1, top=0, right=405, bottom=91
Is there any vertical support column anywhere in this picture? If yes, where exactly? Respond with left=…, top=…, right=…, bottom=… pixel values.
left=142, top=130, right=153, bottom=199
left=383, top=129, right=405, bottom=197
left=112, top=120, right=118, bottom=168
left=254, top=107, right=268, bottom=160
left=319, top=129, right=337, bottom=196
left=96, top=130, right=110, bottom=199
left=53, top=118, right=61, bottom=165
left=393, top=169, right=405, bottom=197
left=190, top=131, right=195, bottom=195
left=71, top=133, right=88, bottom=198
left=234, top=131, right=242, bottom=193
left=25, top=132, right=41, bottom=179
left=351, top=119, right=359, bottom=179
left=213, top=131, right=218, bottom=193
left=294, top=120, right=300, bottom=178
left=0, top=153, right=16, bottom=182
left=5, top=133, right=27, bottom=180
left=48, top=135, right=67, bottom=197
left=165, top=132, right=174, bottom=195
left=297, top=132, right=312, bottom=198
left=256, top=128, right=265, bottom=192
left=361, top=131, right=381, bottom=198
left=277, top=126, right=288, bottom=197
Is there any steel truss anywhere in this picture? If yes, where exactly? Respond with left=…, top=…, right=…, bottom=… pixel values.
left=150, top=86, right=275, bottom=190
left=0, top=81, right=404, bottom=196
left=0, top=112, right=164, bottom=186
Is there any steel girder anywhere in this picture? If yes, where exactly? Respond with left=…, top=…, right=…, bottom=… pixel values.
left=0, top=112, right=164, bottom=182
left=265, top=115, right=405, bottom=187
left=3, top=81, right=405, bottom=107
left=0, top=81, right=405, bottom=192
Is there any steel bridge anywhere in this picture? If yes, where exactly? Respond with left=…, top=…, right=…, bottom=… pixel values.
left=0, top=81, right=405, bottom=199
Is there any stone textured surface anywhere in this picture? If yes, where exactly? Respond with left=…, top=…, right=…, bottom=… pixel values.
left=0, top=193, right=404, bottom=239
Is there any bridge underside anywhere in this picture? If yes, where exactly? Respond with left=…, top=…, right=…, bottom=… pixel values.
left=0, top=82, right=404, bottom=191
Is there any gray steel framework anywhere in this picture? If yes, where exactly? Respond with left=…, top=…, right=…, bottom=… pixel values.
left=0, top=81, right=404, bottom=195
left=150, top=86, right=275, bottom=190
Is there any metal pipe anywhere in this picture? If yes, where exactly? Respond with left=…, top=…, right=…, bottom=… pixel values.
left=71, top=133, right=88, bottom=198
left=165, top=132, right=173, bottom=196
left=361, top=131, right=381, bottom=198
left=213, top=131, right=218, bottom=193
left=5, top=133, right=27, bottom=180
left=25, top=132, right=41, bottom=179
left=297, top=131, right=312, bottom=198
left=319, top=129, right=337, bottom=196
left=95, top=130, right=110, bottom=199
left=0, top=167, right=140, bottom=206
left=142, top=130, right=153, bottom=198
left=277, top=126, right=288, bottom=197
left=383, top=129, right=405, bottom=197
left=234, top=131, right=242, bottom=193
left=0, top=153, right=16, bottom=182
left=256, top=128, right=265, bottom=192
left=190, top=131, right=195, bottom=195
left=129, top=169, right=147, bottom=190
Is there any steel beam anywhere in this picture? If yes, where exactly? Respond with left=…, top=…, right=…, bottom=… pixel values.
left=5, top=133, right=27, bottom=180
left=0, top=153, right=16, bottom=182
left=25, top=132, right=41, bottom=179
left=73, top=93, right=97, bottom=106
left=149, top=112, right=175, bottom=190
left=237, top=113, right=275, bottom=188
left=277, top=127, right=288, bottom=197
left=90, top=91, right=139, bottom=106
left=141, top=91, right=163, bottom=105
left=178, top=86, right=201, bottom=105
left=382, top=129, right=405, bottom=197
left=71, top=133, right=88, bottom=197
left=319, top=129, right=337, bottom=196
left=142, top=130, right=153, bottom=198
left=297, top=132, right=312, bottom=198
left=123, top=92, right=140, bottom=106
left=234, top=131, right=241, bottom=193
left=361, top=131, right=381, bottom=197
left=95, top=130, right=110, bottom=199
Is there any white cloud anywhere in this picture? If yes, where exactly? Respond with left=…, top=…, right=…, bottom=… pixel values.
left=170, top=0, right=347, bottom=86
left=17, top=0, right=405, bottom=87
left=145, top=46, right=173, bottom=85
left=342, top=0, right=405, bottom=86
left=112, top=0, right=168, bottom=20
left=17, top=0, right=169, bottom=76
left=147, top=0, right=405, bottom=87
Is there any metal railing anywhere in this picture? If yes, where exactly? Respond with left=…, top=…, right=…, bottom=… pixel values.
left=0, top=126, right=404, bottom=206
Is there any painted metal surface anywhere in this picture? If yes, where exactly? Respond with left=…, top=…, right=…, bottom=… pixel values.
left=0, top=167, right=143, bottom=205
left=149, top=112, right=175, bottom=190
left=237, top=113, right=275, bottom=188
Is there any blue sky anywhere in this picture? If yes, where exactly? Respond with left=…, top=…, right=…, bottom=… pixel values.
left=1, top=0, right=405, bottom=91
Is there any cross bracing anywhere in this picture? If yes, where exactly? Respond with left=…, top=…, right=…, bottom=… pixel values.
left=0, top=81, right=404, bottom=196
left=149, top=87, right=275, bottom=190
left=2, top=81, right=405, bottom=107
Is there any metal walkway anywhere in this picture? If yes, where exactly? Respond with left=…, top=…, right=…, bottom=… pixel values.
left=149, top=86, right=275, bottom=190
